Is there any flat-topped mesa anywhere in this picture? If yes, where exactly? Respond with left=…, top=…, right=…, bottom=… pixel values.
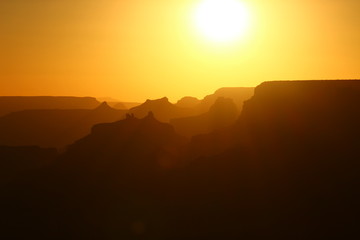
left=252, top=80, right=360, bottom=99
left=187, top=81, right=360, bottom=239
left=145, top=97, right=170, bottom=103
left=143, top=97, right=173, bottom=109
left=238, top=80, right=360, bottom=145
left=187, top=80, right=360, bottom=158
left=244, top=80, right=360, bottom=113
left=213, top=87, right=254, bottom=95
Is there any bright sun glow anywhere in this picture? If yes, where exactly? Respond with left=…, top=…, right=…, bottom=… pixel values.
left=194, top=0, right=251, bottom=43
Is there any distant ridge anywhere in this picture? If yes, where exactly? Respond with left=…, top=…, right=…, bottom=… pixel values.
left=2, top=80, right=360, bottom=239
left=0, top=102, right=126, bottom=148
left=176, top=87, right=254, bottom=115
left=0, top=96, right=100, bottom=117
left=129, top=97, right=196, bottom=122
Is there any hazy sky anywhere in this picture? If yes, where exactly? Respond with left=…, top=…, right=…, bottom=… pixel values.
left=1, top=0, right=359, bottom=102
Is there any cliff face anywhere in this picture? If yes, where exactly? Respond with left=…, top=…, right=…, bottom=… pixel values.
left=0, top=96, right=100, bottom=117
left=206, top=80, right=360, bottom=238
left=177, top=80, right=360, bottom=239
left=237, top=80, right=360, bottom=147
left=189, top=80, right=360, bottom=157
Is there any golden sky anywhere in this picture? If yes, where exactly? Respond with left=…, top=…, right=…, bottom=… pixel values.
left=1, top=0, right=359, bottom=102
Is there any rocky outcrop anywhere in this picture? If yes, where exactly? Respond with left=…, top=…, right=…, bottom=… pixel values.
left=64, top=112, right=188, bottom=170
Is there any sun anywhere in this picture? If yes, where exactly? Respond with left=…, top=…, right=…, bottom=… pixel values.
left=194, top=0, right=251, bottom=43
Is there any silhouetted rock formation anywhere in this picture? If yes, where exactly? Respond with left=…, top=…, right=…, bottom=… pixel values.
left=129, top=97, right=196, bottom=122
left=64, top=111, right=188, bottom=170
left=0, top=96, right=100, bottom=117
left=185, top=80, right=360, bottom=238
left=1, top=113, right=189, bottom=239
left=171, top=97, right=238, bottom=137
left=0, top=102, right=126, bottom=148
left=176, top=96, right=201, bottom=108
left=237, top=80, right=360, bottom=147
left=2, top=80, right=360, bottom=239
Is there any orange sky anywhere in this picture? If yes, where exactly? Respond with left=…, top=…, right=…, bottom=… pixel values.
left=1, top=0, right=359, bottom=102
